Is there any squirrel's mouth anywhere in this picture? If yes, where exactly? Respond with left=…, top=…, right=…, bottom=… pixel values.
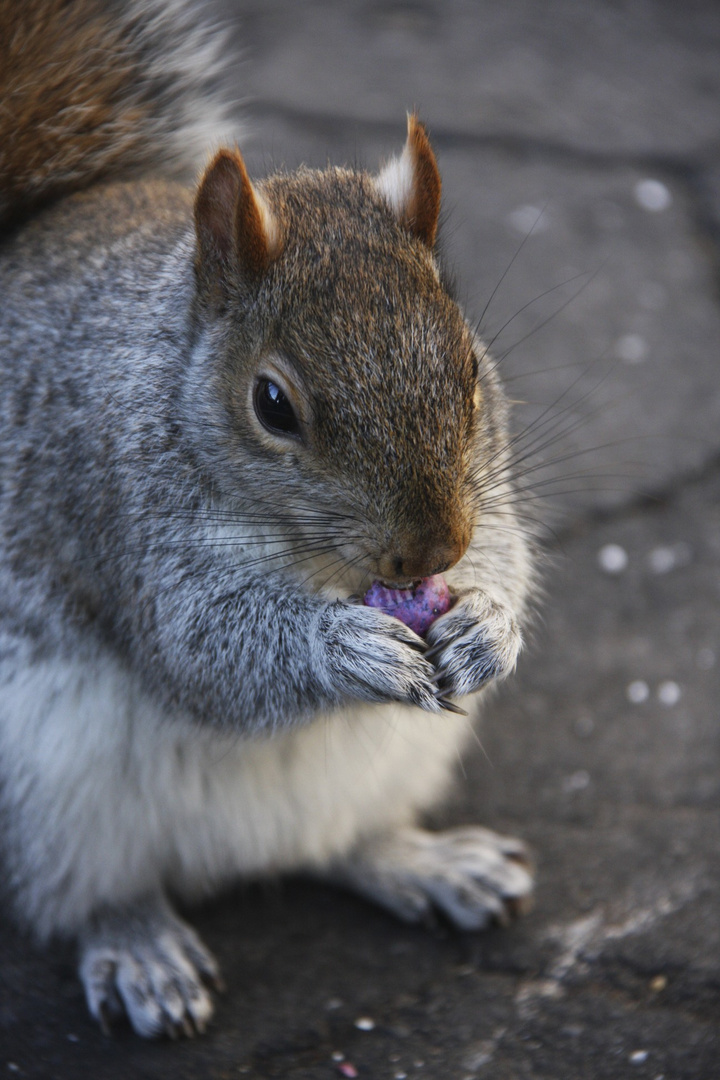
left=378, top=578, right=422, bottom=591
left=363, top=576, right=453, bottom=637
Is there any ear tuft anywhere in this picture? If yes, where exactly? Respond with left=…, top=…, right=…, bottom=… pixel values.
left=375, top=114, right=441, bottom=248
left=194, top=148, right=281, bottom=285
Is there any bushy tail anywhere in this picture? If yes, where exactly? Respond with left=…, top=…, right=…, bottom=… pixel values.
left=0, top=0, right=239, bottom=228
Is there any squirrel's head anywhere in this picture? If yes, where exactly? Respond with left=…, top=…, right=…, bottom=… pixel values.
left=191, top=117, right=505, bottom=590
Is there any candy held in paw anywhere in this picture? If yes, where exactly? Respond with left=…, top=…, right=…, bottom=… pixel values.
left=363, top=575, right=451, bottom=637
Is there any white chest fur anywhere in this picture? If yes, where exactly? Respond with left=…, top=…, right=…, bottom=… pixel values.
left=0, top=650, right=472, bottom=936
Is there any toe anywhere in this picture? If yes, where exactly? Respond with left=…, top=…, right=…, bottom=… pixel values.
left=423, top=871, right=507, bottom=931
left=115, top=954, right=167, bottom=1039
left=80, top=949, right=124, bottom=1033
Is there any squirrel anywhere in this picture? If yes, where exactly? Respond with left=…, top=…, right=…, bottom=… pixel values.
left=0, top=0, right=535, bottom=1040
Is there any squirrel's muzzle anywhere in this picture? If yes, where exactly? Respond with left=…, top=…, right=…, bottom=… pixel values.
left=376, top=521, right=471, bottom=586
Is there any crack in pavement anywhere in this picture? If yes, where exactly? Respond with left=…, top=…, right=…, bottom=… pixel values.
left=514, top=879, right=700, bottom=1018
left=253, top=101, right=720, bottom=284
left=545, top=443, right=720, bottom=549
left=253, top=101, right=718, bottom=175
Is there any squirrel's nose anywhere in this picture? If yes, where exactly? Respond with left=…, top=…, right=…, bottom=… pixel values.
left=377, top=531, right=469, bottom=585
left=392, top=554, right=449, bottom=579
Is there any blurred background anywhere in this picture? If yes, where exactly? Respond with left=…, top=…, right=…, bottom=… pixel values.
left=2, top=2, right=718, bottom=1077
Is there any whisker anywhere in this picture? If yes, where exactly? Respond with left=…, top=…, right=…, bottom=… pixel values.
left=475, top=203, right=549, bottom=332
left=493, top=260, right=607, bottom=370
left=476, top=269, right=592, bottom=373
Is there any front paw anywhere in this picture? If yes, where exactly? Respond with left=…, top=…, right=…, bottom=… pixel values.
left=425, top=590, right=521, bottom=697
left=316, top=601, right=441, bottom=712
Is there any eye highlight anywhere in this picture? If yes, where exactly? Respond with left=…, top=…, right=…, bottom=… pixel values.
left=253, top=377, right=300, bottom=437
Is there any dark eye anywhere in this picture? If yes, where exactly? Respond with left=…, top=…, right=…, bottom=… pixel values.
left=254, top=378, right=300, bottom=437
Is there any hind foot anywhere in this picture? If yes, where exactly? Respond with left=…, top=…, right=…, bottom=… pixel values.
left=329, top=825, right=534, bottom=930
left=78, top=892, right=223, bottom=1038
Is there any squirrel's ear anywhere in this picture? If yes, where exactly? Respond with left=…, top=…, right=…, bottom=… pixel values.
left=194, top=148, right=281, bottom=286
left=374, top=115, right=441, bottom=248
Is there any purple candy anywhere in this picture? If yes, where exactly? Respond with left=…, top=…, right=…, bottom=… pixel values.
left=363, top=575, right=451, bottom=637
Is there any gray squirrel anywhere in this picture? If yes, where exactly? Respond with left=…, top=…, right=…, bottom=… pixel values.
left=0, top=0, right=535, bottom=1039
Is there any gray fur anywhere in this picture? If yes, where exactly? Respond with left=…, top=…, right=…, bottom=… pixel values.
left=0, top=4, right=535, bottom=1040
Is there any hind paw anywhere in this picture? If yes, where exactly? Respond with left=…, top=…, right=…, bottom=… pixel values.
left=331, top=825, right=533, bottom=930
left=79, top=894, right=222, bottom=1038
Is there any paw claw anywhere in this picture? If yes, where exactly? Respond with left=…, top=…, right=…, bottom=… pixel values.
left=426, top=591, right=521, bottom=697
left=435, top=696, right=467, bottom=715
left=320, top=603, right=439, bottom=712
left=97, top=999, right=115, bottom=1037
